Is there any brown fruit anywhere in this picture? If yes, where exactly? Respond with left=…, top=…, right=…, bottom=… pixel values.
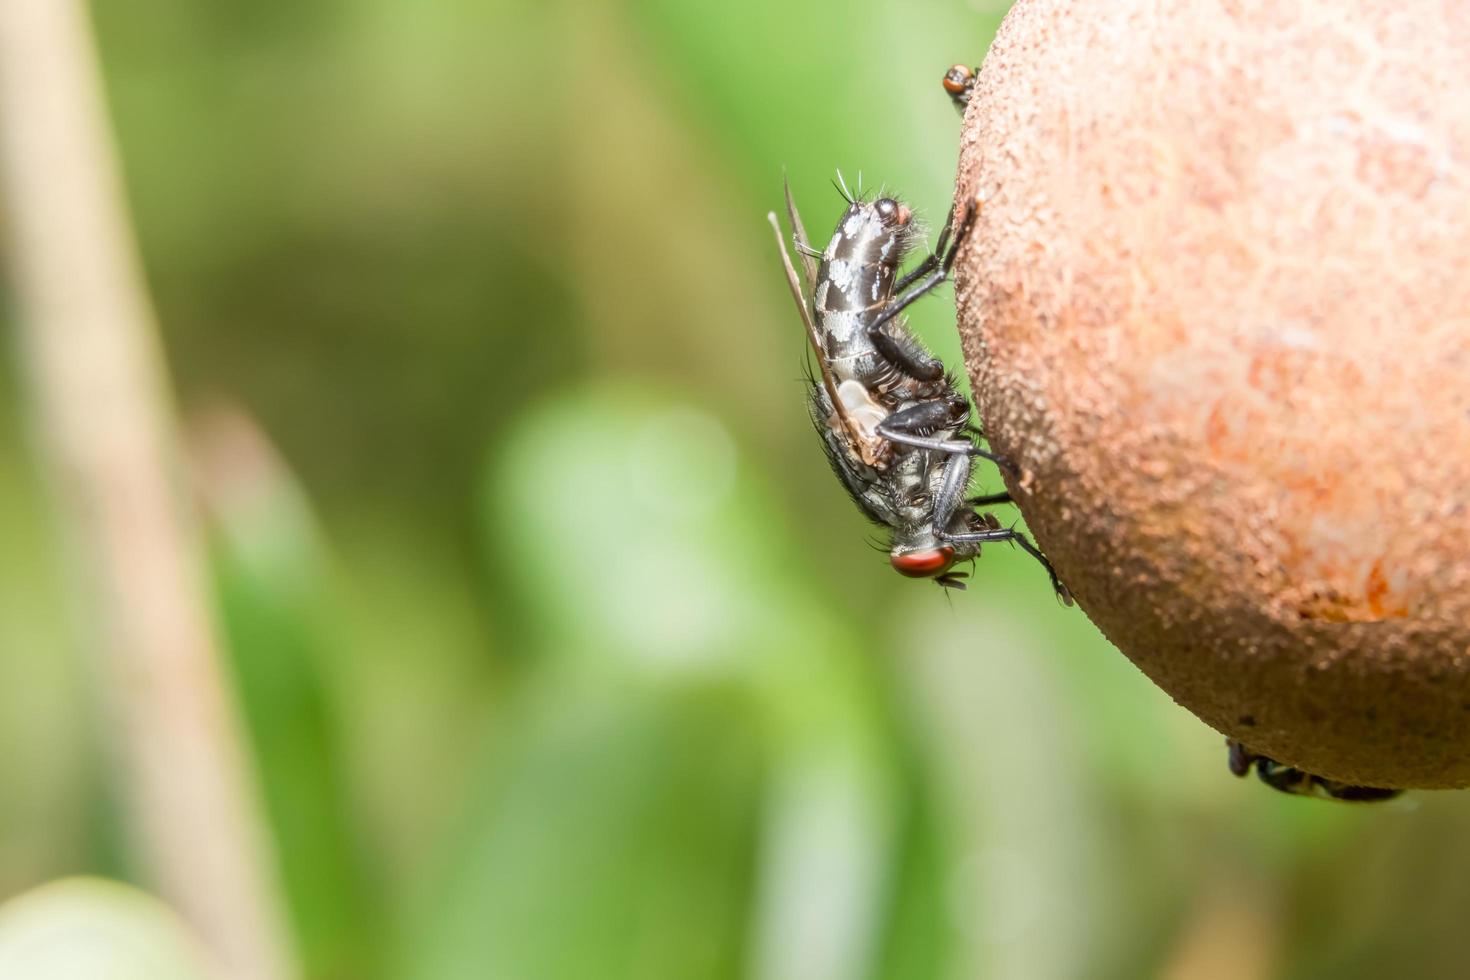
left=955, top=0, right=1470, bottom=788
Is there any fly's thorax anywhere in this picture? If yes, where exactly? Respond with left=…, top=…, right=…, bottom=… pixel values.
left=889, top=451, right=948, bottom=536
left=887, top=448, right=941, bottom=519
left=889, top=445, right=985, bottom=580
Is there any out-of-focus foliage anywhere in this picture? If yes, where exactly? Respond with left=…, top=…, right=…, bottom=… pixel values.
left=3, top=1, right=1470, bottom=978
left=0, top=878, right=214, bottom=980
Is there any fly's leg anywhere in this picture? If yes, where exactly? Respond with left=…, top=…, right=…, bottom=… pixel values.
left=867, top=198, right=979, bottom=336
left=930, top=450, right=975, bottom=531
left=961, top=427, right=1017, bottom=501
left=930, top=454, right=1072, bottom=603
left=862, top=199, right=978, bottom=382
left=945, top=525, right=1071, bottom=604
left=873, top=397, right=1008, bottom=467
left=867, top=325, right=946, bottom=382
left=894, top=210, right=955, bottom=293
left=894, top=251, right=940, bottom=294
left=873, top=423, right=1016, bottom=475
left=876, top=394, right=968, bottom=436
left=876, top=397, right=971, bottom=490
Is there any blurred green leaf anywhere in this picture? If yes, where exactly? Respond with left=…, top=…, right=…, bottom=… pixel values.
left=0, top=387, right=89, bottom=891
left=399, top=387, right=924, bottom=979
left=193, top=408, right=380, bottom=979
left=404, top=681, right=762, bottom=980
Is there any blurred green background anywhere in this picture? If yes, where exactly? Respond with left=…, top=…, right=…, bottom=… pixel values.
left=3, top=1, right=1470, bottom=978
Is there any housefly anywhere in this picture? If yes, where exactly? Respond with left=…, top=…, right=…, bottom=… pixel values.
left=768, top=177, right=1070, bottom=601
left=942, top=64, right=978, bottom=113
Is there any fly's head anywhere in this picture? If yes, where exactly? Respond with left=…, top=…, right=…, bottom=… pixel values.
left=943, top=64, right=978, bottom=113
left=889, top=514, right=982, bottom=590
left=890, top=532, right=961, bottom=587
left=903, top=508, right=995, bottom=589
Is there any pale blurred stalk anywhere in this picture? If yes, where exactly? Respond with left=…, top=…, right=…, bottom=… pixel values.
left=0, top=3, right=296, bottom=979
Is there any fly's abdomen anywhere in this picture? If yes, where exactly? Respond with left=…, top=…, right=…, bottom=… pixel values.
left=813, top=199, right=917, bottom=383
left=814, top=202, right=907, bottom=317
left=814, top=254, right=897, bottom=315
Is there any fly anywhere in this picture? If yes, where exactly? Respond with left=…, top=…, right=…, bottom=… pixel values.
left=1227, top=740, right=1401, bottom=803
left=769, top=177, right=1070, bottom=601
left=942, top=64, right=978, bottom=113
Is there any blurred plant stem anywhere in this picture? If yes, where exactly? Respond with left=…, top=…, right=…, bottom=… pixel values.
left=0, top=3, right=296, bottom=979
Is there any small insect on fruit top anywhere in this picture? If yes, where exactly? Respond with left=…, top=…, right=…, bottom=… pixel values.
left=768, top=177, right=1070, bottom=600
left=942, top=64, right=978, bottom=114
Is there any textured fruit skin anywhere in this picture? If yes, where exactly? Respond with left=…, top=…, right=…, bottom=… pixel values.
left=955, top=0, right=1470, bottom=788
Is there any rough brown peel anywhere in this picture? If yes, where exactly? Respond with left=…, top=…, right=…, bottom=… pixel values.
left=956, top=0, right=1470, bottom=789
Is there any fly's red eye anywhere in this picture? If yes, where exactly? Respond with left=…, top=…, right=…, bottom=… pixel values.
left=891, top=546, right=955, bottom=578
left=943, top=69, right=969, bottom=94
